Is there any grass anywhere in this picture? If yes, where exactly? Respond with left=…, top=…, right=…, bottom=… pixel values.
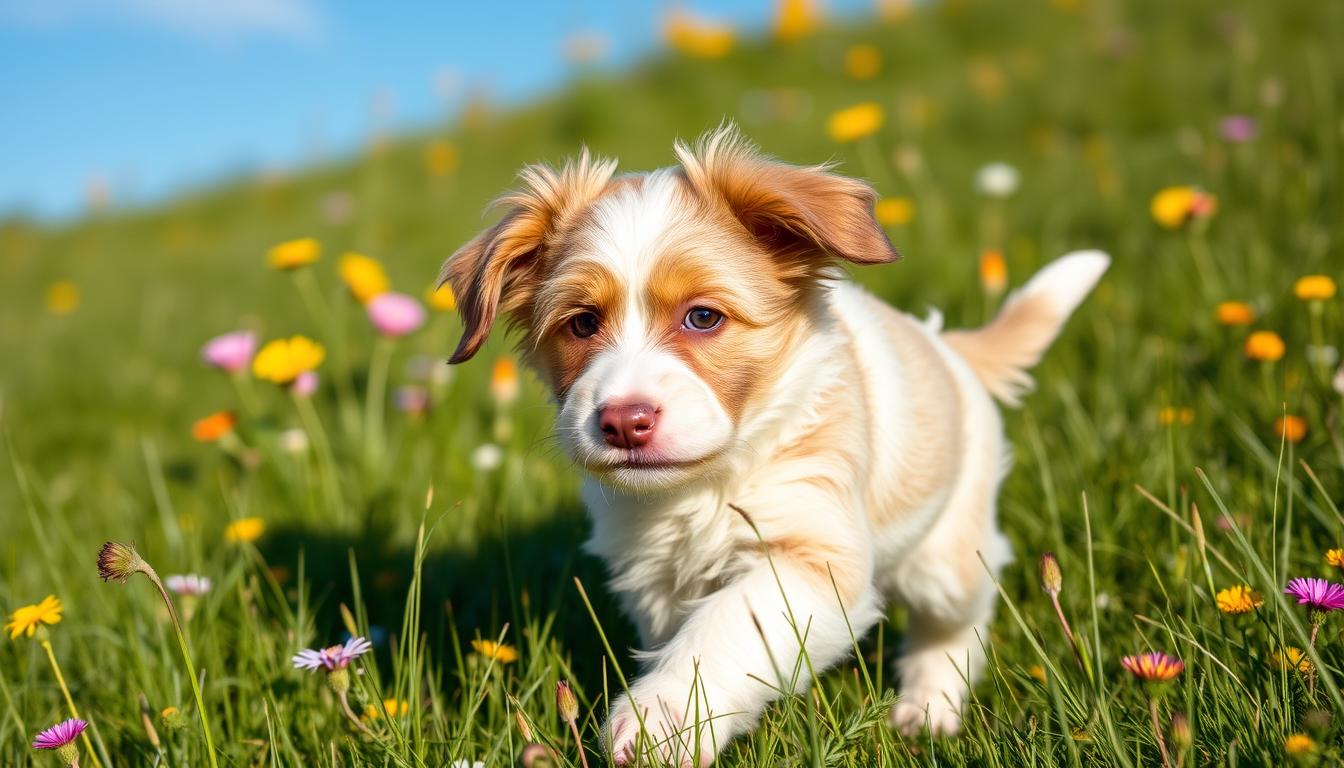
left=2, top=0, right=1344, bottom=764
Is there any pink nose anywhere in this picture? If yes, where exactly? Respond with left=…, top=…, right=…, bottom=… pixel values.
left=599, top=402, right=658, bottom=449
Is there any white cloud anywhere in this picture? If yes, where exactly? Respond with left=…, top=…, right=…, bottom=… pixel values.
left=1, top=0, right=324, bottom=43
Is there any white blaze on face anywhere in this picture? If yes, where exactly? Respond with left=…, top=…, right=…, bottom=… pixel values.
left=552, top=172, right=734, bottom=487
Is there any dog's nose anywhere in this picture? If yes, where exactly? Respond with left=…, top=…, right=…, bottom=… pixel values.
left=599, top=401, right=659, bottom=449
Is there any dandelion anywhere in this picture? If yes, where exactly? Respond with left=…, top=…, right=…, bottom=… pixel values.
left=471, top=639, right=519, bottom=664
left=191, top=411, right=237, bottom=443
left=844, top=43, right=881, bottom=80
left=367, top=292, right=426, bottom=337
left=1150, top=186, right=1216, bottom=229
left=1121, top=651, right=1184, bottom=683
left=1244, top=330, right=1285, bottom=362
left=874, top=197, right=914, bottom=227
left=773, top=0, right=819, bottom=42
left=294, top=637, right=374, bottom=733
left=979, top=249, right=1008, bottom=295
left=1028, top=664, right=1047, bottom=684
left=1326, top=549, right=1344, bottom=571
left=363, top=698, right=410, bottom=721
left=424, top=140, right=459, bottom=177
left=427, top=282, right=457, bottom=312
left=6, top=595, right=63, bottom=639
left=1219, top=115, right=1258, bottom=143
left=224, top=517, right=265, bottom=544
left=1214, top=301, right=1255, bottom=325
left=339, top=253, right=390, bottom=304
left=200, top=331, right=256, bottom=373
left=32, top=718, right=87, bottom=766
left=252, top=336, right=325, bottom=384
left=164, top=575, right=212, bottom=597
left=1215, top=585, right=1262, bottom=614
left=1285, top=733, right=1315, bottom=756
left=1274, top=416, right=1307, bottom=443
left=491, top=357, right=520, bottom=406
left=1294, top=275, right=1336, bottom=302
left=826, top=102, right=884, bottom=143
left=1271, top=646, right=1313, bottom=673
left=267, top=237, right=321, bottom=270
left=975, top=162, right=1020, bottom=198
left=45, top=281, right=81, bottom=315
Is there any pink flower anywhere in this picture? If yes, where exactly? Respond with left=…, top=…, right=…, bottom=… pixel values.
left=1285, top=578, right=1344, bottom=611
left=1219, top=115, right=1258, bottom=143
left=201, top=331, right=256, bottom=373
left=164, top=574, right=212, bottom=596
left=395, top=385, right=429, bottom=416
left=290, top=370, right=319, bottom=397
left=292, top=636, right=372, bottom=671
left=32, top=718, right=87, bottom=749
left=367, top=292, right=426, bottom=337
left=1120, top=651, right=1184, bottom=682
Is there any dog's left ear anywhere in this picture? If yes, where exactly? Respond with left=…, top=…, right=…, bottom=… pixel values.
left=675, top=124, right=899, bottom=266
left=440, top=150, right=617, bottom=364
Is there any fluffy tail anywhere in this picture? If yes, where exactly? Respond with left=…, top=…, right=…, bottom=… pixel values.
left=943, top=250, right=1110, bottom=407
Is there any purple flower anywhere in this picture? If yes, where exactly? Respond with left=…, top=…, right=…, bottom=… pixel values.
left=1219, top=115, right=1258, bottom=144
left=1285, top=578, right=1344, bottom=611
left=292, top=636, right=372, bottom=671
left=367, top=292, right=426, bottom=337
left=201, top=331, right=256, bottom=373
left=32, top=718, right=87, bottom=749
left=290, top=370, right=319, bottom=398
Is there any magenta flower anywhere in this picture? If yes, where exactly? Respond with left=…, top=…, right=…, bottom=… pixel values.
left=290, top=370, right=319, bottom=398
left=367, top=292, right=426, bottom=337
left=201, top=331, right=256, bottom=373
left=292, top=636, right=372, bottom=671
left=1285, top=578, right=1344, bottom=611
left=32, top=717, right=87, bottom=749
left=1219, top=115, right=1258, bottom=143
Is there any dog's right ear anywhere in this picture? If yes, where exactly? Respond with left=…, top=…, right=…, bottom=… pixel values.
left=440, top=150, right=617, bottom=364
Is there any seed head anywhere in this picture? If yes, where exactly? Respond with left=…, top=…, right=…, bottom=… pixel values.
left=1039, top=552, right=1062, bottom=597
left=98, top=541, right=149, bottom=583
left=555, top=680, right=578, bottom=725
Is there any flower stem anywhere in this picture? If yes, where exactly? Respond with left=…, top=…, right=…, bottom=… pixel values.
left=567, top=718, right=591, bottom=768
left=337, top=688, right=374, bottom=736
left=363, top=336, right=394, bottom=470
left=40, top=639, right=105, bottom=768
left=1149, top=697, right=1174, bottom=768
left=142, top=568, right=220, bottom=768
left=294, top=392, right=344, bottom=514
left=1049, top=593, right=1089, bottom=679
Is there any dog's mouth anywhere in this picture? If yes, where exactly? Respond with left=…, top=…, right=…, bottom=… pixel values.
left=582, top=449, right=714, bottom=474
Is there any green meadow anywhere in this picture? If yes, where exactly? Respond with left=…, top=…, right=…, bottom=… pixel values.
left=3, top=0, right=1344, bottom=764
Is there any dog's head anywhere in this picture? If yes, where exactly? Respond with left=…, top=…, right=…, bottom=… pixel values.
left=441, top=126, right=898, bottom=490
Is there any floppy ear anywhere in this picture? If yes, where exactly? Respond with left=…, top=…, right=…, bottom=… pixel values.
left=439, top=150, right=617, bottom=363
left=675, top=123, right=899, bottom=265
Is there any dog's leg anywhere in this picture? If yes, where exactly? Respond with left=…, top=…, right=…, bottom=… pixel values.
left=605, top=536, right=882, bottom=766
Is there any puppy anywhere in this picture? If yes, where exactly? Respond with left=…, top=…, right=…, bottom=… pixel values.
left=442, top=125, right=1107, bottom=765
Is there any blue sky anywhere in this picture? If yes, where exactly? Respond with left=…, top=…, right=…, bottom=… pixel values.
left=1, top=0, right=865, bottom=219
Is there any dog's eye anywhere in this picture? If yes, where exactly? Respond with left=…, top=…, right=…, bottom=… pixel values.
left=683, top=307, right=723, bottom=332
left=570, top=311, right=600, bottom=338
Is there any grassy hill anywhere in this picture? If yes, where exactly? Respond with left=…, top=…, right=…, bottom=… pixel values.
left=3, top=0, right=1344, bottom=764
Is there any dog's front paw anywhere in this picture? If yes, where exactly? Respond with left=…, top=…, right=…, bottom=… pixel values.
left=889, top=688, right=964, bottom=737
left=604, top=679, right=720, bottom=767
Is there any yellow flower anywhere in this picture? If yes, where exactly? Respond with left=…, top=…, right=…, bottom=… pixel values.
left=339, top=253, right=390, bottom=304
left=471, top=639, right=519, bottom=664
left=1271, top=646, right=1312, bottom=673
left=827, top=102, right=884, bottom=143
left=844, top=44, right=882, bottom=80
left=424, top=140, right=459, bottom=177
left=1215, top=585, right=1262, bottom=614
left=363, top=698, right=411, bottom=720
left=491, top=358, right=520, bottom=406
left=6, top=596, right=63, bottom=639
left=1028, top=664, right=1047, bottom=684
left=1294, top=275, right=1336, bottom=302
left=1244, top=330, right=1285, bottom=362
left=874, top=197, right=914, bottom=226
left=267, top=237, right=321, bottom=270
left=426, top=283, right=457, bottom=312
left=979, top=249, right=1007, bottom=295
left=1158, top=407, right=1195, bottom=427
left=1285, top=733, right=1315, bottom=755
left=160, top=706, right=179, bottom=720
left=1275, top=415, right=1307, bottom=443
left=664, top=9, right=735, bottom=59
left=773, top=0, right=819, bottom=42
left=1326, top=548, right=1344, bottom=569
left=252, top=336, right=325, bottom=384
left=1215, top=301, right=1255, bottom=326
left=44, top=281, right=80, bottom=315
left=224, top=517, right=266, bottom=544
left=1150, top=186, right=1216, bottom=229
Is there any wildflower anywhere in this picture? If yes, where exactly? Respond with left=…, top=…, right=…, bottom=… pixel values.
left=773, top=0, right=819, bottom=42
left=471, top=639, right=519, bottom=664
left=1244, top=330, right=1285, bottom=362
left=45, top=281, right=81, bottom=315
left=367, top=292, right=426, bottom=337
left=191, top=411, right=237, bottom=442
left=556, top=679, right=578, bottom=723
left=395, top=386, right=429, bottom=417
left=1121, top=651, right=1184, bottom=682
left=224, top=517, right=265, bottom=544
left=1215, top=585, right=1263, bottom=614
left=279, top=428, right=309, bottom=454
left=1271, top=646, right=1313, bottom=673
left=252, top=336, right=325, bottom=384
left=267, top=237, right=321, bottom=270
left=1028, top=664, right=1047, bottom=684
left=874, top=197, right=914, bottom=227
left=844, top=43, right=881, bottom=80
left=1274, top=416, right=1307, bottom=443
left=294, top=636, right=373, bottom=672
left=290, top=371, right=318, bottom=398
left=1158, top=407, right=1195, bottom=426
left=339, top=253, right=390, bottom=304
left=1150, top=186, right=1217, bottom=229
left=1219, top=115, right=1258, bottom=143
left=471, top=443, right=503, bottom=471
left=1039, top=552, right=1062, bottom=597
left=492, top=358, right=520, bottom=406
left=1284, top=578, right=1344, bottom=612
left=427, top=282, right=456, bottom=311
left=164, top=575, right=212, bottom=597
left=1307, top=345, right=1339, bottom=368
left=826, top=102, right=884, bottom=143
left=32, top=718, right=87, bottom=765
left=363, top=698, right=410, bottom=720
left=97, top=541, right=150, bottom=583
left=1285, top=733, right=1315, bottom=755
left=1326, top=549, right=1344, bottom=570
left=160, top=706, right=187, bottom=730
left=6, top=596, right=63, bottom=639
left=201, top=331, right=256, bottom=373
left=975, top=162, right=1020, bottom=198
left=521, top=743, right=557, bottom=768
left=1294, top=275, right=1335, bottom=302
left=979, top=249, right=1008, bottom=295
left=424, top=140, right=459, bottom=177
left=664, top=9, right=735, bottom=59
left=1215, top=301, right=1255, bottom=325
